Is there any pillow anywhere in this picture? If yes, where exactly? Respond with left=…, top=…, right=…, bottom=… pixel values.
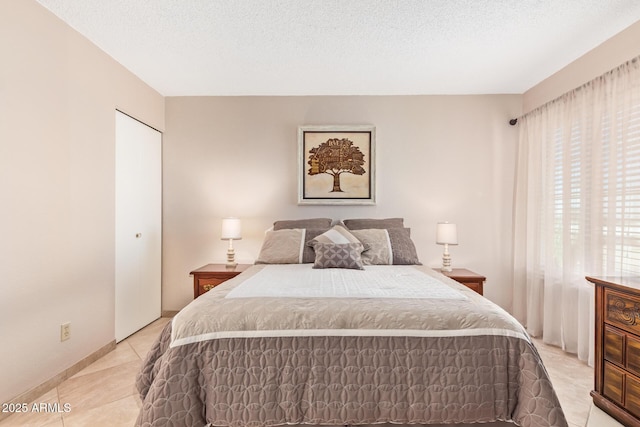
left=255, top=229, right=305, bottom=264
left=301, top=228, right=330, bottom=263
left=350, top=228, right=421, bottom=265
left=311, top=224, right=362, bottom=245
left=350, top=229, right=393, bottom=265
left=343, top=218, right=404, bottom=230
left=273, top=218, right=332, bottom=230
left=387, top=228, right=421, bottom=265
left=312, top=242, right=365, bottom=270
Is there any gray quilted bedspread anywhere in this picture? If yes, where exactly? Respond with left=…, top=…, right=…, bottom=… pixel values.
left=136, top=266, right=567, bottom=427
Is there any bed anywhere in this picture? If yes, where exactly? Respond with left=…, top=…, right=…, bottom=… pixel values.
left=136, top=219, right=567, bottom=427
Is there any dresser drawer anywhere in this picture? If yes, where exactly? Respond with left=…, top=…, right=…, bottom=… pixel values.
left=628, top=334, right=640, bottom=378
left=605, top=288, right=640, bottom=336
left=604, top=325, right=625, bottom=366
left=628, top=375, right=640, bottom=419
left=603, top=359, right=640, bottom=419
left=604, top=361, right=625, bottom=405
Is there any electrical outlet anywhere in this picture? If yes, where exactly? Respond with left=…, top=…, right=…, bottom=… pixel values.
left=60, top=322, right=71, bottom=342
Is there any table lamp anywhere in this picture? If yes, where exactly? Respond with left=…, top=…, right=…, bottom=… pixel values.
left=221, top=217, right=242, bottom=267
left=436, top=222, right=458, bottom=272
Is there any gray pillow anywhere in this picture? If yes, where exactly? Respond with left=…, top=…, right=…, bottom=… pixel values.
left=387, top=228, right=421, bottom=265
left=255, top=229, right=305, bottom=264
left=343, top=218, right=404, bottom=230
left=301, top=228, right=330, bottom=263
left=312, top=242, right=365, bottom=270
left=348, top=228, right=420, bottom=265
left=273, top=218, right=332, bottom=230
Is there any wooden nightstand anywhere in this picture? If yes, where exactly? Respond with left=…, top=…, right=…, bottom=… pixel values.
left=190, top=264, right=251, bottom=298
left=434, top=268, right=486, bottom=295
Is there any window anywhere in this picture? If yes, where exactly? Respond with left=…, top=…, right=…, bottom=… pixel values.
left=513, top=57, right=640, bottom=361
left=601, top=104, right=640, bottom=274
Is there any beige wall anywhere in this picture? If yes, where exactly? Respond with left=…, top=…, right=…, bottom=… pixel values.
left=0, top=1, right=164, bottom=403
left=163, top=95, right=522, bottom=311
left=523, top=20, right=640, bottom=113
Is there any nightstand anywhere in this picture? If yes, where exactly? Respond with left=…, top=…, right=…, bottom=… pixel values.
left=434, top=268, right=486, bottom=295
left=190, top=264, right=251, bottom=298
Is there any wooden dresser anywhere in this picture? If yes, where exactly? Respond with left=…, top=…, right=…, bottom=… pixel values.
left=587, top=276, right=640, bottom=427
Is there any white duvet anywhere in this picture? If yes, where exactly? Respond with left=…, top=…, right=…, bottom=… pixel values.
left=225, top=264, right=468, bottom=300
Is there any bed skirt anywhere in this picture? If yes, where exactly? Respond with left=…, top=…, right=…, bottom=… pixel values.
left=263, top=423, right=515, bottom=427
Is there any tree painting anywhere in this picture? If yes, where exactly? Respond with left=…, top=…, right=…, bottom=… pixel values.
left=307, top=138, right=366, bottom=193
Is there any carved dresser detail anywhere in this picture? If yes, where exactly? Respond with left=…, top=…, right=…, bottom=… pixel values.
left=587, top=275, right=640, bottom=427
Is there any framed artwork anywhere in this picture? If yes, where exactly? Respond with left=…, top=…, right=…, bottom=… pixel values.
left=298, top=125, right=376, bottom=205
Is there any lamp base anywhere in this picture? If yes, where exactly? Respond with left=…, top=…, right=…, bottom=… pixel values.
left=226, top=248, right=237, bottom=268
left=441, top=252, right=452, bottom=272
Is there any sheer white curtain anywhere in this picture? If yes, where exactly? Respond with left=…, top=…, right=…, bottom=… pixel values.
left=513, top=57, right=640, bottom=365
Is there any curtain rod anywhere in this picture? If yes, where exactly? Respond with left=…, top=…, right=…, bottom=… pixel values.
left=507, top=55, right=639, bottom=127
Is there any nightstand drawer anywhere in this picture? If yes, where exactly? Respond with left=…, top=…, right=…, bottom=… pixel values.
left=457, top=280, right=482, bottom=294
left=434, top=268, right=486, bottom=296
left=198, top=277, right=227, bottom=294
left=190, top=264, right=250, bottom=298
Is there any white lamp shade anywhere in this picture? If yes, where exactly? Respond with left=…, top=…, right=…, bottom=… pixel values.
left=436, top=222, right=458, bottom=245
left=221, top=217, right=242, bottom=240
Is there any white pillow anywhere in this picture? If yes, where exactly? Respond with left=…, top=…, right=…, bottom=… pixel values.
left=310, top=225, right=361, bottom=245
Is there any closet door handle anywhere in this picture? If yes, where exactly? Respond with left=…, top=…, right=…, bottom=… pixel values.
left=135, top=233, right=142, bottom=238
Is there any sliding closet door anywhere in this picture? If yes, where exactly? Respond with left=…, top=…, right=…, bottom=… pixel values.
left=115, top=111, right=161, bottom=342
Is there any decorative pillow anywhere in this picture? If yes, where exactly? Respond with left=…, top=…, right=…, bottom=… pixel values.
left=312, top=242, right=365, bottom=270
left=311, top=225, right=362, bottom=245
left=348, top=228, right=420, bottom=265
left=255, top=229, right=305, bottom=264
left=350, top=229, right=393, bottom=265
left=273, top=218, right=332, bottom=230
left=343, top=218, right=404, bottom=230
left=387, top=228, right=421, bottom=265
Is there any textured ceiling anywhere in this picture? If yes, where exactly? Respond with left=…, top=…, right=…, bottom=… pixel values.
left=36, top=0, right=640, bottom=96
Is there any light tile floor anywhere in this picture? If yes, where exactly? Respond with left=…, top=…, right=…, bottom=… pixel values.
left=0, top=317, right=171, bottom=427
left=1, top=319, right=598, bottom=427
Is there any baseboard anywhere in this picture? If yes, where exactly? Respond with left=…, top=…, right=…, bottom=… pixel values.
left=0, top=340, right=116, bottom=423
